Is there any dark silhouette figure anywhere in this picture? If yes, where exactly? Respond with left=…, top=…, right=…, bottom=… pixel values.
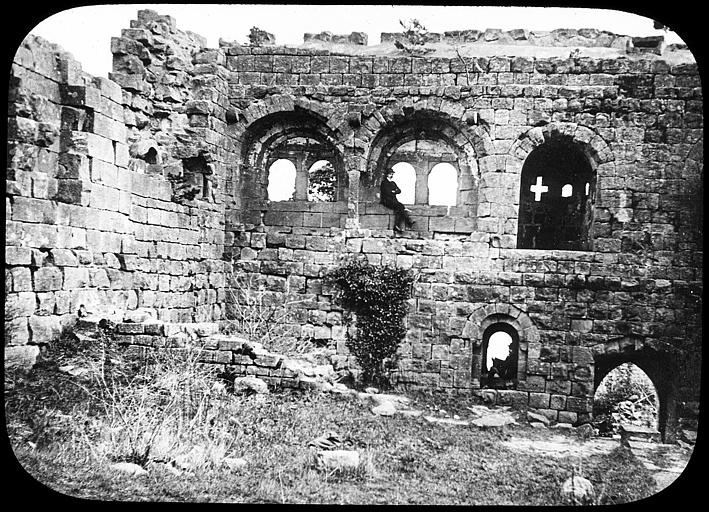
left=380, top=169, right=415, bottom=232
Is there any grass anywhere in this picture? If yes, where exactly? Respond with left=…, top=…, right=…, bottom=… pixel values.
left=5, top=328, right=660, bottom=505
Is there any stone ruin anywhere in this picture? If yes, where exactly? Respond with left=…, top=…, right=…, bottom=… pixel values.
left=5, top=9, right=702, bottom=441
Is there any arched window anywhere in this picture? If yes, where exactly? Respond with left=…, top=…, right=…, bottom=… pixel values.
left=307, top=160, right=336, bottom=202
left=481, top=323, right=519, bottom=388
left=267, top=159, right=296, bottom=201
left=518, top=140, right=595, bottom=250
left=391, top=162, right=416, bottom=205
left=428, top=162, right=458, bottom=206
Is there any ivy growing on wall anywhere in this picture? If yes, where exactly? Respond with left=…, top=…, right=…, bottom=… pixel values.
left=327, top=260, right=416, bottom=387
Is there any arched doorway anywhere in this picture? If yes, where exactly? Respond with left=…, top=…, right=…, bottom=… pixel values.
left=593, top=362, right=660, bottom=436
left=593, top=348, right=678, bottom=442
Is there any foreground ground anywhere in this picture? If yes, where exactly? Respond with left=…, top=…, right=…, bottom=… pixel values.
left=6, top=390, right=659, bottom=504
left=4, top=332, right=696, bottom=505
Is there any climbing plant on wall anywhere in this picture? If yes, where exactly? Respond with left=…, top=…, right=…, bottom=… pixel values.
left=327, top=260, right=416, bottom=387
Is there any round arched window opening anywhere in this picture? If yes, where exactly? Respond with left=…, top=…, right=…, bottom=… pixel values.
left=428, top=162, right=458, bottom=206
left=390, top=162, right=416, bottom=205
left=267, top=159, right=296, bottom=201
left=307, top=159, right=337, bottom=202
left=517, top=139, right=595, bottom=250
left=481, top=323, right=519, bottom=389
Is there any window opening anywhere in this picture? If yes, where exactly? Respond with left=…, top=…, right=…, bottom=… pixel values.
left=517, top=140, right=595, bottom=250
left=307, top=160, right=337, bottom=202
left=428, top=162, right=458, bottom=206
left=481, top=323, right=519, bottom=389
left=267, top=159, right=296, bottom=201
left=391, top=162, right=416, bottom=205
left=530, top=176, right=549, bottom=202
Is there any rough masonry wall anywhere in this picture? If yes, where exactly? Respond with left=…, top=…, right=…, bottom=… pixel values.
left=5, top=11, right=703, bottom=438
left=216, top=30, right=702, bottom=431
left=6, top=11, right=231, bottom=354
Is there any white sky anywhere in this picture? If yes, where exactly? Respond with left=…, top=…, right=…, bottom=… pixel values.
left=25, top=4, right=684, bottom=78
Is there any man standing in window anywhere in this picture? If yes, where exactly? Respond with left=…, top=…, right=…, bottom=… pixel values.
left=380, top=168, right=416, bottom=232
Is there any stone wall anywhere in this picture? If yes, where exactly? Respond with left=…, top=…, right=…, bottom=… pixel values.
left=6, top=11, right=232, bottom=356
left=5, top=9, right=702, bottom=440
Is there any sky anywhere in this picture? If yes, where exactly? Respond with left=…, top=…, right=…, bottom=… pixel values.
left=23, top=3, right=688, bottom=79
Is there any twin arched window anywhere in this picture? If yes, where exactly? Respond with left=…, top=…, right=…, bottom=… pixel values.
left=389, top=162, right=458, bottom=206
left=267, top=158, right=338, bottom=202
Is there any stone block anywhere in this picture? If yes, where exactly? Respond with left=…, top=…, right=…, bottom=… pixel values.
left=528, top=392, right=551, bottom=409
left=29, top=314, right=61, bottom=344
left=63, top=267, right=90, bottom=289
left=556, top=411, right=577, bottom=426
left=10, top=267, right=32, bottom=292
left=61, top=85, right=102, bottom=110
left=34, top=266, right=63, bottom=292
left=51, top=248, right=79, bottom=266
left=497, top=390, right=529, bottom=407
left=549, top=394, right=567, bottom=410
left=546, top=379, right=571, bottom=395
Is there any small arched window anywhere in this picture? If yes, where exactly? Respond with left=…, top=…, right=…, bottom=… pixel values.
left=267, top=159, right=296, bottom=201
left=481, top=323, right=519, bottom=388
left=428, top=162, right=458, bottom=206
left=391, top=162, right=416, bottom=205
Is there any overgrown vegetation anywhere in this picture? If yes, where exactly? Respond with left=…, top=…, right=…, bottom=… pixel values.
left=307, top=162, right=337, bottom=202
left=8, top=350, right=660, bottom=504
left=394, top=19, right=434, bottom=56
left=326, top=260, right=416, bottom=387
left=5, top=327, right=238, bottom=470
left=248, top=26, right=273, bottom=47
left=593, top=363, right=658, bottom=435
left=223, top=271, right=316, bottom=358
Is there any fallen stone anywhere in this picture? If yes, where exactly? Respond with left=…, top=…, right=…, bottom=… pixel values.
left=397, top=409, right=423, bottom=418
left=317, top=450, right=360, bottom=470
left=619, top=424, right=660, bottom=443
left=561, top=476, right=595, bottom=504
left=58, top=364, right=89, bottom=377
left=372, top=402, right=397, bottom=416
left=4, top=345, right=40, bottom=371
left=364, top=386, right=379, bottom=394
left=552, top=422, right=575, bottom=430
left=329, top=383, right=350, bottom=394
left=371, top=393, right=410, bottom=406
left=530, top=422, right=548, bottom=429
left=233, top=376, right=269, bottom=394
left=680, top=430, right=697, bottom=444
left=123, top=308, right=158, bottom=323
left=471, top=415, right=515, bottom=429
left=223, top=457, right=248, bottom=471
left=111, top=462, right=148, bottom=477
left=527, top=411, right=551, bottom=426
left=308, top=432, right=343, bottom=450
left=425, top=416, right=470, bottom=426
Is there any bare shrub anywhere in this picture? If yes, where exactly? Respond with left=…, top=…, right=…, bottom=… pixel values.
left=223, top=270, right=315, bottom=357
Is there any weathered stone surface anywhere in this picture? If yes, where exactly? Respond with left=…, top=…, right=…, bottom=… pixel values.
left=110, top=462, right=149, bottom=477
left=4, top=345, right=40, bottom=370
left=5, top=13, right=702, bottom=444
left=560, top=476, right=595, bottom=504
left=316, top=450, right=360, bottom=470
left=233, top=376, right=269, bottom=394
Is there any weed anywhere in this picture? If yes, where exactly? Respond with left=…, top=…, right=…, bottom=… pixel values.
left=223, top=270, right=315, bottom=357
